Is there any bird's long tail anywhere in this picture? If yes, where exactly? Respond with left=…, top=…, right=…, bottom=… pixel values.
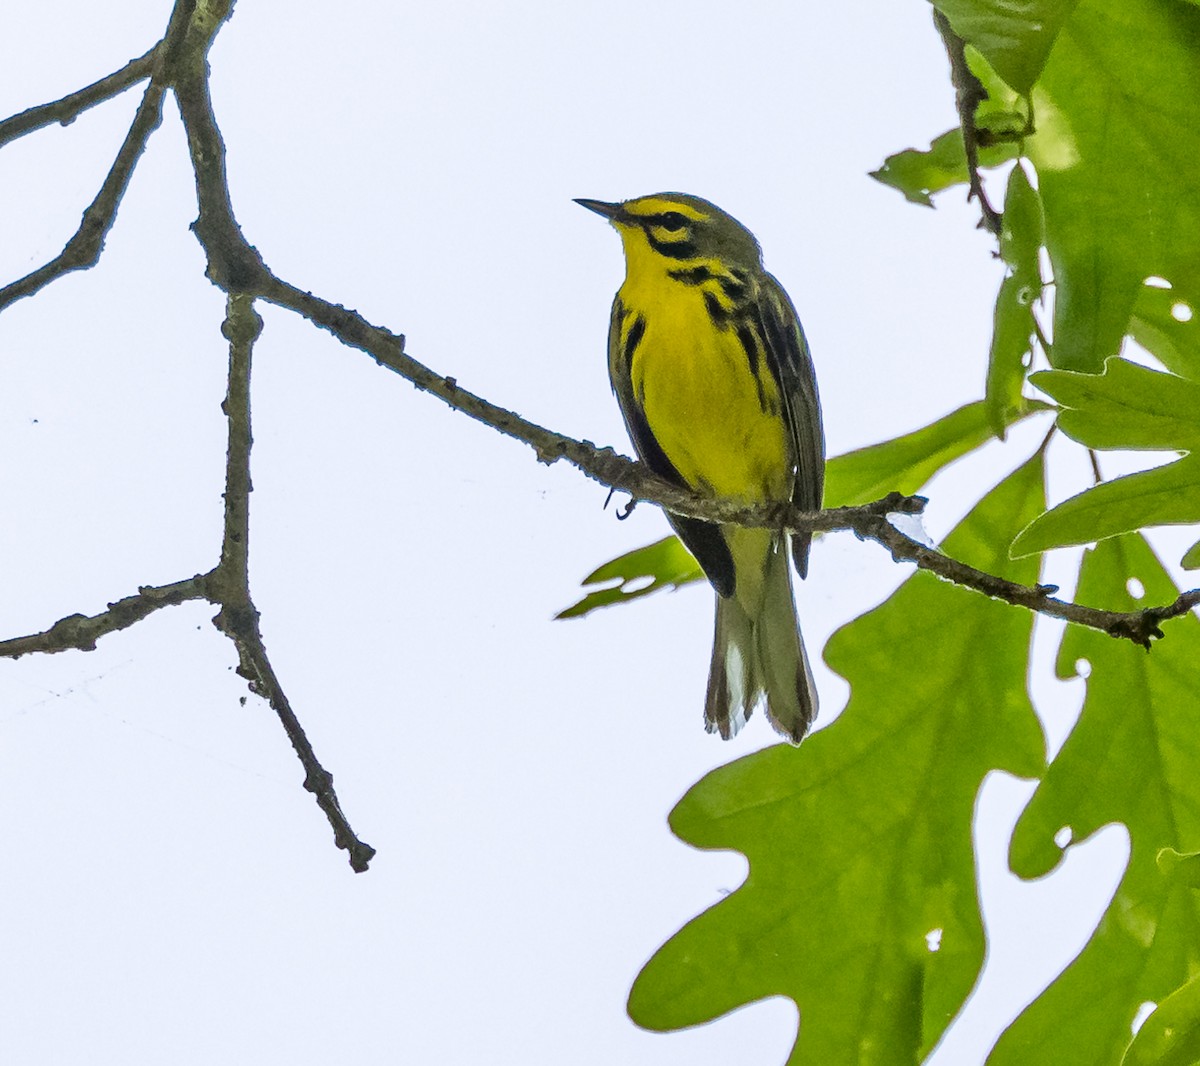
left=704, top=529, right=817, bottom=744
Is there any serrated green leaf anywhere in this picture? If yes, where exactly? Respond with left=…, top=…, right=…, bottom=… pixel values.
left=554, top=535, right=703, bottom=619
left=629, top=458, right=1046, bottom=1064
left=1129, top=283, right=1200, bottom=382
left=934, top=0, right=1081, bottom=94
left=993, top=535, right=1200, bottom=1064
left=825, top=399, right=1047, bottom=507
left=1122, top=975, right=1200, bottom=1066
left=1010, top=454, right=1200, bottom=557
left=1033, top=359, right=1200, bottom=451
left=1027, top=0, right=1200, bottom=371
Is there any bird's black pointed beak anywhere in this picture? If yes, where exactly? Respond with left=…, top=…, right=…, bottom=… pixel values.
left=574, top=198, right=623, bottom=221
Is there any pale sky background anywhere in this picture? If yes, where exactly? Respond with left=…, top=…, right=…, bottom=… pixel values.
left=0, top=2, right=1150, bottom=1063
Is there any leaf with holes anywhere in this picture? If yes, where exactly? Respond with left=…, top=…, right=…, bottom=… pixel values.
left=991, top=535, right=1200, bottom=1064
left=555, top=535, right=702, bottom=619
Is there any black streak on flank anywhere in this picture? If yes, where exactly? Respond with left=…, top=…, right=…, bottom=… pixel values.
left=737, top=321, right=772, bottom=411
left=622, top=313, right=646, bottom=371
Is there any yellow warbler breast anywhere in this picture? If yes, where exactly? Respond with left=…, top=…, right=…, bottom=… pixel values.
left=618, top=273, right=790, bottom=504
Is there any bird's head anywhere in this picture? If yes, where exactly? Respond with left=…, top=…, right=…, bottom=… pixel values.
left=575, top=193, right=762, bottom=279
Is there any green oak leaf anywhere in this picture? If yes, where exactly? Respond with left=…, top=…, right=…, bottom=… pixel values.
left=555, top=536, right=703, bottom=619
left=629, top=457, right=1046, bottom=1064
left=988, top=278, right=1036, bottom=437
left=1010, top=453, right=1200, bottom=557
left=934, top=0, right=1081, bottom=95
left=1032, top=359, right=1200, bottom=452
left=992, top=535, right=1200, bottom=1064
left=1027, top=0, right=1200, bottom=371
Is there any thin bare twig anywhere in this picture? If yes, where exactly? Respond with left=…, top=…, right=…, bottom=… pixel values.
left=0, top=80, right=167, bottom=310
left=0, top=1, right=199, bottom=312
left=207, top=293, right=376, bottom=872
left=0, top=45, right=158, bottom=149
left=932, top=8, right=1003, bottom=238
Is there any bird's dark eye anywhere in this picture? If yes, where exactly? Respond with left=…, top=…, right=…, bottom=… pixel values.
left=657, top=212, right=689, bottom=232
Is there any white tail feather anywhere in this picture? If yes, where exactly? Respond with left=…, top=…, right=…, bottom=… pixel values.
left=704, top=532, right=817, bottom=744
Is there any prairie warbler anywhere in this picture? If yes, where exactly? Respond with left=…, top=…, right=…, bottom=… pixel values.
left=577, top=193, right=824, bottom=743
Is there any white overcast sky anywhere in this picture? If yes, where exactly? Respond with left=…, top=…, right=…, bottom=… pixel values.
left=0, top=2, right=1143, bottom=1063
